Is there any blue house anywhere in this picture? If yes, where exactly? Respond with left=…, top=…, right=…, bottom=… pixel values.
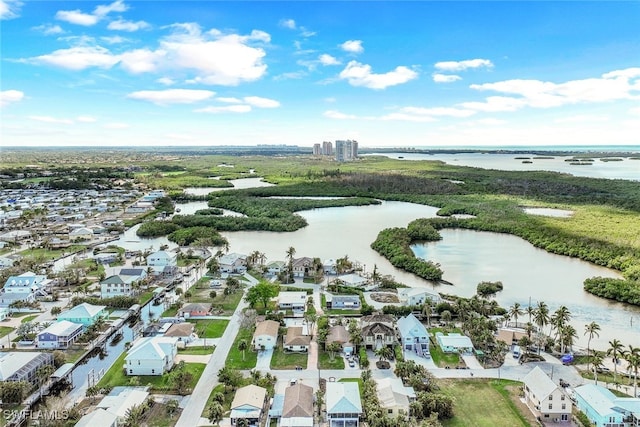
left=325, top=294, right=360, bottom=310
left=57, top=303, right=107, bottom=327
left=36, top=320, right=83, bottom=349
left=397, top=313, right=430, bottom=357
left=574, top=384, right=640, bottom=427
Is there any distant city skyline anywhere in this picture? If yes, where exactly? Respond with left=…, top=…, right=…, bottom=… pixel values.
left=1, top=1, right=639, bottom=147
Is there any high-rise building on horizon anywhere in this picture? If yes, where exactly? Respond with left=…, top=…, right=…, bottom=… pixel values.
left=335, top=139, right=358, bottom=162
left=313, top=143, right=322, bottom=156
left=322, top=141, right=333, bottom=156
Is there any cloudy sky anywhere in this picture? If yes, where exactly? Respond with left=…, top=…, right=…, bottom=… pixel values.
left=1, top=1, right=639, bottom=148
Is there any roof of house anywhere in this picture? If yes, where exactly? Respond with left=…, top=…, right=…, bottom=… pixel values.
left=278, top=291, right=307, bottom=305
left=376, top=378, right=415, bottom=409
left=125, top=337, right=178, bottom=361
left=74, top=408, right=118, bottom=427
left=398, top=287, right=440, bottom=300
left=397, top=313, right=428, bottom=338
left=326, top=382, right=362, bottom=414
left=60, top=302, right=106, bottom=319
left=362, top=322, right=395, bottom=336
left=282, top=383, right=314, bottom=418
left=164, top=322, right=195, bottom=337
left=0, top=352, right=51, bottom=381
left=292, top=257, right=314, bottom=268
left=148, top=250, right=175, bottom=259
left=285, top=327, right=311, bottom=347
left=38, top=320, right=83, bottom=337
left=254, top=320, right=280, bottom=338
left=361, top=314, right=395, bottom=325
left=327, top=325, right=349, bottom=344
left=436, top=333, right=473, bottom=348
left=496, top=328, right=528, bottom=345
left=119, top=268, right=146, bottom=276
left=180, top=302, right=212, bottom=314
left=574, top=384, right=618, bottom=417
left=97, top=386, right=149, bottom=418
left=231, top=384, right=267, bottom=410
left=100, top=275, right=125, bottom=285
left=523, top=366, right=558, bottom=400
left=337, top=273, right=367, bottom=285
left=219, top=252, right=246, bottom=265
left=326, top=294, right=360, bottom=303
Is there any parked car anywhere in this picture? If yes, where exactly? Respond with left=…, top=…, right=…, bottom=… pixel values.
left=348, top=360, right=356, bottom=368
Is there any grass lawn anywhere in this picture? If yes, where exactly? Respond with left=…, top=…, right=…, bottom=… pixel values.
left=18, top=245, right=86, bottom=261
left=0, top=326, right=13, bottom=339
left=189, top=319, right=229, bottom=338
left=138, top=291, right=155, bottom=305
left=429, top=343, right=461, bottom=368
left=162, top=305, right=179, bottom=317
left=97, top=353, right=205, bottom=394
left=441, top=379, right=532, bottom=427
left=21, top=315, right=38, bottom=323
left=143, top=402, right=181, bottom=427
left=201, top=384, right=232, bottom=418
left=270, top=345, right=308, bottom=370
left=213, top=290, right=244, bottom=315
left=226, top=327, right=258, bottom=369
left=179, top=346, right=215, bottom=355
left=318, top=350, right=345, bottom=370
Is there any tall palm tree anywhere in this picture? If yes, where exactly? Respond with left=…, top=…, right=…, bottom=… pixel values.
left=584, top=321, right=601, bottom=372
left=238, top=339, right=248, bottom=361
left=551, top=305, right=572, bottom=354
left=591, top=351, right=605, bottom=386
left=624, top=346, right=640, bottom=397
left=508, top=303, right=524, bottom=328
left=286, top=246, right=296, bottom=282
left=526, top=304, right=535, bottom=326
left=375, top=346, right=394, bottom=362
left=208, top=401, right=224, bottom=426
left=533, top=301, right=550, bottom=337
left=607, top=339, right=624, bottom=382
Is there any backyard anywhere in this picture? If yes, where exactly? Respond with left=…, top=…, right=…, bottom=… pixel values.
left=189, top=319, right=229, bottom=338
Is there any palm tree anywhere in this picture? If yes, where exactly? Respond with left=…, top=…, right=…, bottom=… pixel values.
left=422, top=303, right=432, bottom=327
left=607, top=339, right=624, bottom=382
left=624, top=346, right=640, bottom=397
left=551, top=305, right=571, bottom=354
left=526, top=304, right=535, bottom=326
left=375, top=346, right=394, bottom=362
left=208, top=401, right=224, bottom=426
left=591, top=351, right=605, bottom=386
left=508, top=303, right=523, bottom=328
left=286, top=246, right=296, bottom=282
left=584, top=321, right=601, bottom=372
left=533, top=301, right=550, bottom=338
left=238, top=339, right=248, bottom=361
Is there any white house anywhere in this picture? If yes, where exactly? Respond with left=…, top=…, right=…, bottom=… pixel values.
left=100, top=275, right=135, bottom=298
left=219, top=253, right=247, bottom=274
left=522, top=366, right=572, bottom=423
left=253, top=320, right=280, bottom=350
left=284, top=327, right=311, bottom=352
left=266, top=261, right=286, bottom=275
left=435, top=333, right=474, bottom=355
left=69, top=227, right=94, bottom=241
left=397, top=313, right=430, bottom=357
left=278, top=291, right=307, bottom=316
left=323, top=259, right=337, bottom=275
left=376, top=377, right=416, bottom=418
left=147, top=250, right=177, bottom=267
left=326, top=382, right=362, bottom=427
left=95, top=386, right=150, bottom=422
left=397, top=288, right=442, bottom=306
left=337, top=273, right=368, bottom=288
left=124, top=337, right=179, bottom=376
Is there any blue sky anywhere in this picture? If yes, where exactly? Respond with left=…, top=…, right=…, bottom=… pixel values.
left=1, top=1, right=639, bottom=148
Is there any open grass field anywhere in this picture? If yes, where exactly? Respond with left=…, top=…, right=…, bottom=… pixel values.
left=0, top=326, right=13, bottom=339
left=189, top=319, right=229, bottom=338
left=225, top=327, right=258, bottom=369
left=20, top=315, right=38, bottom=323
left=318, top=350, right=345, bottom=370
left=270, top=345, right=308, bottom=369
left=178, top=346, right=215, bottom=355
left=440, top=379, right=533, bottom=427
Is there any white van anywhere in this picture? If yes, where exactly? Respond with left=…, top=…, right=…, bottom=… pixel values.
left=512, top=345, right=521, bottom=358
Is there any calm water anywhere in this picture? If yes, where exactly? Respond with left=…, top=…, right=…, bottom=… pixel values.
left=411, top=229, right=638, bottom=350
left=371, top=152, right=640, bottom=181
left=184, top=177, right=274, bottom=195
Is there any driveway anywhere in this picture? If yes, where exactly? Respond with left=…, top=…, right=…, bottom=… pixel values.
left=256, top=348, right=273, bottom=370
left=462, top=355, right=484, bottom=369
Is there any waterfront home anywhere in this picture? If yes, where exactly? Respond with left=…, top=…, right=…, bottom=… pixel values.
left=325, top=294, right=361, bottom=310
left=3, top=272, right=48, bottom=296
left=323, top=259, right=337, bottom=275
left=573, top=384, right=639, bottom=427
left=397, top=288, right=442, bottom=306
left=164, top=322, right=196, bottom=343
left=124, top=337, right=179, bottom=376
left=36, top=320, right=83, bottom=349
left=147, top=250, right=177, bottom=267
left=100, top=275, right=137, bottom=298
left=326, top=325, right=354, bottom=356
left=435, top=332, right=474, bottom=355
left=278, top=291, right=307, bottom=316
left=284, top=327, right=310, bottom=352
left=292, top=257, right=315, bottom=278
left=253, top=320, right=280, bottom=350
left=74, top=408, right=118, bottom=427
left=266, top=260, right=286, bottom=275
left=326, top=382, right=362, bottom=427
left=522, top=366, right=571, bottom=423
left=360, top=314, right=396, bottom=350
left=376, top=377, right=416, bottom=418
left=94, top=252, right=118, bottom=265
left=219, top=252, right=248, bottom=274
left=119, top=268, right=147, bottom=283
left=0, top=351, right=54, bottom=385
left=178, top=302, right=211, bottom=318
left=336, top=273, right=367, bottom=288
left=231, top=384, right=268, bottom=426
left=57, top=302, right=107, bottom=327
left=397, top=313, right=430, bottom=357
left=281, top=383, right=314, bottom=427
left=496, top=327, right=528, bottom=347
left=96, top=386, right=150, bottom=423
left=69, top=227, right=94, bottom=241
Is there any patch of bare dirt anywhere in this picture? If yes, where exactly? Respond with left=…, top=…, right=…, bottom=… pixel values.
left=370, top=293, right=399, bottom=303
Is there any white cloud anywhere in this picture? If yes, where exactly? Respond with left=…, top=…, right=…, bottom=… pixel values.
left=629, top=107, right=640, bottom=116
left=103, top=122, right=129, bottom=129
left=55, top=0, right=127, bottom=26
left=459, top=96, right=527, bottom=112
left=554, top=114, right=609, bottom=123
left=243, top=96, right=280, bottom=108
left=126, top=89, right=215, bottom=105
left=323, top=110, right=357, bottom=119
left=101, top=35, right=128, bottom=44
left=432, top=73, right=461, bottom=83
left=340, top=40, right=363, bottom=54
left=434, top=58, right=493, bottom=72
left=107, top=18, right=150, bottom=32
left=400, top=106, right=475, bottom=118
left=156, top=77, right=175, bottom=86
left=472, top=118, right=507, bottom=125
left=0, top=90, right=24, bottom=107
left=194, top=105, right=252, bottom=113
left=319, top=54, right=340, bottom=66
left=217, top=97, right=242, bottom=103
left=279, top=18, right=296, bottom=29
left=379, top=113, right=437, bottom=122
left=32, top=24, right=64, bottom=35
left=339, top=61, right=418, bottom=89
left=30, top=46, right=119, bottom=70
left=1, top=0, right=22, bottom=20
left=76, top=116, right=97, bottom=122
left=273, top=71, right=307, bottom=81
left=119, top=48, right=164, bottom=73
left=29, top=115, right=73, bottom=124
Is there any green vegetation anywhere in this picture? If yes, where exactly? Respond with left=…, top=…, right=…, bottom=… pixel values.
left=225, top=328, right=258, bottom=369
left=318, top=350, right=345, bottom=369
left=0, top=326, right=13, bottom=339
left=178, top=346, right=215, bottom=355
left=20, top=315, right=38, bottom=323
left=441, top=379, right=531, bottom=427
left=270, top=345, right=308, bottom=369
left=189, top=319, right=229, bottom=338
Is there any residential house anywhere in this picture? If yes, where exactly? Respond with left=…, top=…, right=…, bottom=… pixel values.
left=94, top=253, right=118, bottom=265
left=58, top=302, right=107, bottom=327
left=326, top=382, right=362, bottom=427
left=0, top=307, right=8, bottom=321
left=292, top=257, right=315, bottom=278
left=230, top=384, right=267, bottom=426
left=36, top=320, right=84, bottom=349
left=2, top=272, right=48, bottom=304
left=281, top=383, right=314, bottom=427
left=397, top=288, right=442, bottom=306
left=0, top=352, right=54, bottom=385
left=522, top=366, right=572, bottom=423
left=100, top=275, right=136, bottom=299
left=178, top=302, right=211, bottom=318
left=336, top=274, right=367, bottom=288
left=119, top=268, right=147, bottom=284
left=574, top=384, right=639, bottom=427
left=360, top=314, right=396, bottom=350
left=147, top=250, right=177, bottom=267
left=376, top=378, right=416, bottom=418
left=0, top=256, right=15, bottom=269
left=323, top=259, right=337, bottom=275
left=69, top=227, right=94, bottom=241
left=325, top=294, right=360, bottom=310
left=142, top=322, right=171, bottom=338
left=95, top=386, right=150, bottom=424
left=253, top=320, right=280, bottom=350
left=266, top=261, right=286, bottom=276
left=124, top=336, right=179, bottom=376
left=326, top=325, right=354, bottom=356
left=397, top=313, right=430, bottom=357
left=278, top=291, right=307, bottom=316
left=219, top=253, right=248, bottom=274
left=74, top=408, right=118, bottom=427
left=164, top=322, right=197, bottom=344
left=496, top=328, right=528, bottom=347
left=284, top=327, right=310, bottom=352
left=435, top=333, right=474, bottom=355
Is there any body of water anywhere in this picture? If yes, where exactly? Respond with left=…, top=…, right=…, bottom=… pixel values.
left=184, top=177, right=274, bottom=195
left=370, top=152, right=640, bottom=181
